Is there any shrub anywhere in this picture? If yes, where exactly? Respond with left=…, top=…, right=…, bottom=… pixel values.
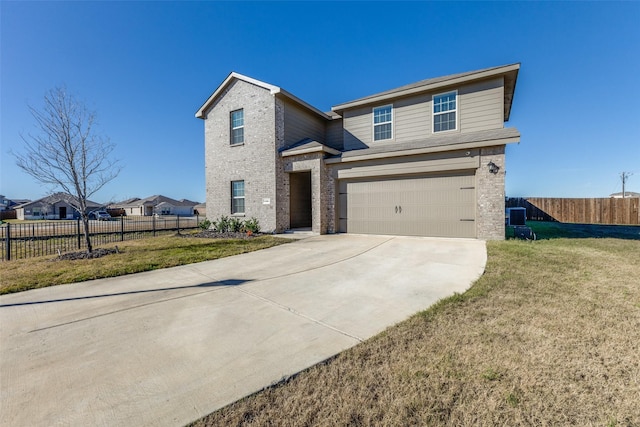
left=244, top=217, right=260, bottom=233
left=213, top=215, right=230, bottom=233
left=229, top=217, right=244, bottom=232
left=198, top=218, right=212, bottom=230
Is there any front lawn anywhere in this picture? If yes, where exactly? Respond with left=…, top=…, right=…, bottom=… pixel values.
left=527, top=221, right=640, bottom=240
left=0, top=235, right=290, bottom=294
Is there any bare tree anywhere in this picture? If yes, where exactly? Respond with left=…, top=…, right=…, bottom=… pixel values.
left=13, top=87, right=120, bottom=253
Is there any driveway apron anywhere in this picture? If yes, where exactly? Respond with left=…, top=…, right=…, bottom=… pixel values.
left=0, top=234, right=486, bottom=427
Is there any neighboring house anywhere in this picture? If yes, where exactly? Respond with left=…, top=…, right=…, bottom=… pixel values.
left=14, top=193, right=103, bottom=220
left=0, top=195, right=29, bottom=211
left=610, top=191, right=640, bottom=198
left=196, top=63, right=521, bottom=240
left=0, top=195, right=9, bottom=211
left=111, top=195, right=196, bottom=216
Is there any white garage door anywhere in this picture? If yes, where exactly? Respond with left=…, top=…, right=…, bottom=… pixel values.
left=339, top=172, right=476, bottom=238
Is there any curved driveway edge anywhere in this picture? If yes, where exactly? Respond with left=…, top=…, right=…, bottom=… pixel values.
left=0, top=234, right=486, bottom=427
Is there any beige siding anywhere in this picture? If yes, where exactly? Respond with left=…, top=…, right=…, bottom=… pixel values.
left=283, top=100, right=326, bottom=146
left=343, top=107, right=371, bottom=150
left=394, top=94, right=431, bottom=143
left=334, top=149, right=480, bottom=179
left=340, top=77, right=505, bottom=149
left=325, top=118, right=344, bottom=150
left=459, top=77, right=504, bottom=132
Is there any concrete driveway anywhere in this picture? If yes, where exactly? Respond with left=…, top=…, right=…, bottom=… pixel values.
left=0, top=234, right=486, bottom=427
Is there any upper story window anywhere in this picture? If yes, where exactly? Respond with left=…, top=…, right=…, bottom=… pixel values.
left=433, top=91, right=457, bottom=132
left=373, top=105, right=393, bottom=141
left=230, top=109, right=244, bottom=145
left=231, top=180, right=245, bottom=214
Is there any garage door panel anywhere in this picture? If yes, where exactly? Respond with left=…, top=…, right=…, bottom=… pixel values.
left=343, top=172, right=476, bottom=238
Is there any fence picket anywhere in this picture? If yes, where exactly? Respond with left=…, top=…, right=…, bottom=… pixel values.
left=506, top=197, right=640, bottom=225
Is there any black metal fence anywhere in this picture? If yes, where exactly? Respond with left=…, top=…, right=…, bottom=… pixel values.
left=0, top=216, right=201, bottom=261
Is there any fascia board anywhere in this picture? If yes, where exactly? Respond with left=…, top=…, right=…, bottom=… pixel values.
left=195, top=72, right=281, bottom=119
left=196, top=72, right=331, bottom=121
left=324, top=136, right=520, bottom=164
left=275, top=88, right=332, bottom=120
left=281, top=145, right=341, bottom=157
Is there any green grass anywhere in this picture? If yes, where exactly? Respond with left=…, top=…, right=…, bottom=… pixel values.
left=526, top=221, right=640, bottom=240
left=191, top=236, right=640, bottom=426
left=0, top=235, right=290, bottom=294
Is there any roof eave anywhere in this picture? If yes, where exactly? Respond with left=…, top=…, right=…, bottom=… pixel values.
left=195, top=72, right=280, bottom=119
left=281, top=145, right=341, bottom=158
left=325, top=135, right=520, bottom=164
left=196, top=73, right=331, bottom=121
left=332, top=63, right=521, bottom=114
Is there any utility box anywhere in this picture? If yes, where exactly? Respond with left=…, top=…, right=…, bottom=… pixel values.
left=506, top=207, right=526, bottom=226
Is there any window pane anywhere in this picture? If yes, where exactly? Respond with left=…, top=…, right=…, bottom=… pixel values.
left=433, top=92, right=456, bottom=132
left=373, top=106, right=391, bottom=124
left=231, top=110, right=244, bottom=128
left=231, top=180, right=245, bottom=214
left=374, top=123, right=392, bottom=140
left=232, top=198, right=245, bottom=214
left=232, top=181, right=244, bottom=197
left=434, top=92, right=456, bottom=113
left=232, top=127, right=244, bottom=144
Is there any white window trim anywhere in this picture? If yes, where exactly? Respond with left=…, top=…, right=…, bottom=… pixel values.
left=231, top=180, right=245, bottom=215
left=372, top=104, right=393, bottom=141
left=230, top=109, right=244, bottom=145
left=432, top=90, right=458, bottom=133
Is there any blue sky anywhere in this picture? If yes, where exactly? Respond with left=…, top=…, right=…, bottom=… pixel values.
left=1, top=1, right=639, bottom=203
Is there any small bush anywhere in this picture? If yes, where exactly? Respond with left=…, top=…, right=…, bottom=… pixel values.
left=229, top=217, right=244, bottom=232
left=198, top=218, right=212, bottom=230
left=244, top=217, right=260, bottom=233
left=213, top=215, right=230, bottom=233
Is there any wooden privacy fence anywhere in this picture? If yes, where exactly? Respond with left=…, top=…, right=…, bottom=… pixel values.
left=506, top=197, right=640, bottom=225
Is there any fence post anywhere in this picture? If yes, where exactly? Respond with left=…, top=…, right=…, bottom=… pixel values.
left=77, top=218, right=81, bottom=250
left=153, top=215, right=156, bottom=237
left=120, top=215, right=124, bottom=241
left=177, top=215, right=180, bottom=234
left=5, top=223, right=10, bottom=261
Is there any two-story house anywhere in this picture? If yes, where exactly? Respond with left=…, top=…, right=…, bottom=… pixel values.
left=196, top=63, right=520, bottom=240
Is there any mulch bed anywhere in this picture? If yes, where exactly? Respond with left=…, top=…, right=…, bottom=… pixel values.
left=53, top=248, right=120, bottom=261
left=184, top=230, right=262, bottom=239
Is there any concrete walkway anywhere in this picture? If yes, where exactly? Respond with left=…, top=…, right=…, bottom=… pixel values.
left=0, top=234, right=486, bottom=427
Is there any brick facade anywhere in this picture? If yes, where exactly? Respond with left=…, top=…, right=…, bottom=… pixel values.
left=203, top=80, right=279, bottom=232
left=476, top=146, right=506, bottom=240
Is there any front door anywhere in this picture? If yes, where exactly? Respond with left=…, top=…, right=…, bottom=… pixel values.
left=289, top=171, right=312, bottom=228
left=59, top=206, right=67, bottom=219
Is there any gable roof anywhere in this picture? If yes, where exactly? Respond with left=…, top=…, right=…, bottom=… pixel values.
left=195, top=72, right=331, bottom=120
left=114, top=195, right=195, bottom=208
left=13, top=192, right=102, bottom=209
left=279, top=138, right=341, bottom=157
left=332, top=63, right=520, bottom=121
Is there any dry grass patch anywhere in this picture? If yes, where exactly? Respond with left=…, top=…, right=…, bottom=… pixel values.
left=192, top=238, right=640, bottom=427
left=0, top=235, right=289, bottom=294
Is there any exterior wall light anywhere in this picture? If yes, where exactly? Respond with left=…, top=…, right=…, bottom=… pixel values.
left=487, top=161, right=500, bottom=174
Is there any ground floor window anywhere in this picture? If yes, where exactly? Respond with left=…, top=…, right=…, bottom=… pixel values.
left=231, top=180, right=245, bottom=214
